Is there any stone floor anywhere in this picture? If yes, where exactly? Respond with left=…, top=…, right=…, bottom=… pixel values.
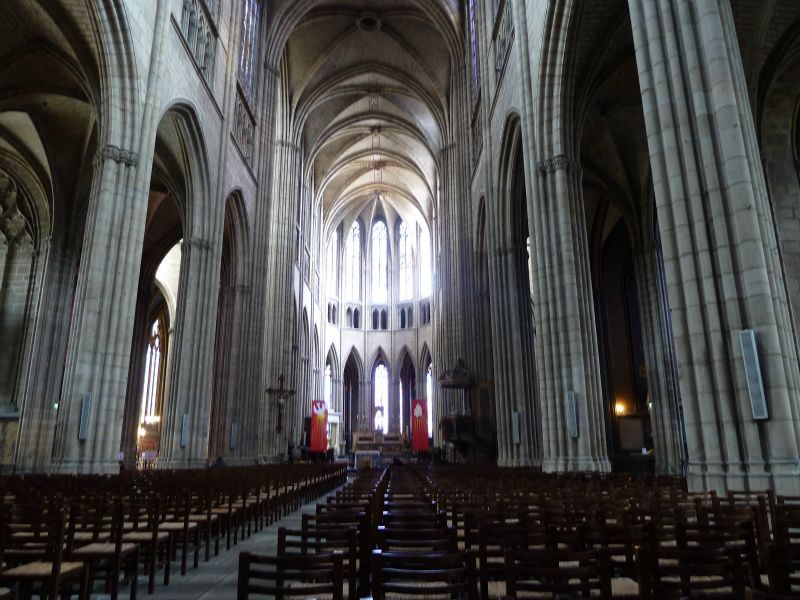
left=92, top=492, right=330, bottom=600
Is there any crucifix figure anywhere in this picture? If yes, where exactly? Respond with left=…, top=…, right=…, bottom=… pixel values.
left=266, top=374, right=296, bottom=433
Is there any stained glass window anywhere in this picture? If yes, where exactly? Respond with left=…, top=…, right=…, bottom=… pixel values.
left=420, top=229, right=432, bottom=297
left=344, top=223, right=361, bottom=301
left=426, top=363, right=433, bottom=435
left=371, top=221, right=388, bottom=303
left=239, top=0, right=261, bottom=100
left=374, top=363, right=389, bottom=432
left=468, top=0, right=480, bottom=101
left=326, top=230, right=338, bottom=296
left=398, top=222, right=413, bottom=301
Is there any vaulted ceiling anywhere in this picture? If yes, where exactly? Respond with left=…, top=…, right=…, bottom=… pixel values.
left=277, top=0, right=461, bottom=239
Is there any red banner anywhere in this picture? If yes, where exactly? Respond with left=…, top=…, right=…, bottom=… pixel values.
left=310, top=400, right=328, bottom=452
left=411, top=399, right=428, bottom=451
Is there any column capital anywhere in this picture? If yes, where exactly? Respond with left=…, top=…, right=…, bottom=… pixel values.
left=537, top=154, right=577, bottom=176
left=94, top=144, right=139, bottom=168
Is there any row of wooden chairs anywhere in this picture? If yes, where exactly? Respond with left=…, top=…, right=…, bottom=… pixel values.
left=0, top=463, right=346, bottom=599
left=235, top=463, right=800, bottom=598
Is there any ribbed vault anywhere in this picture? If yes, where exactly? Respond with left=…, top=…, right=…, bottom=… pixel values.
left=276, top=0, right=460, bottom=239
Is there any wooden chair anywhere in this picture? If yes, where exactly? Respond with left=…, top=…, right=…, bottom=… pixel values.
left=503, top=548, right=612, bottom=599
left=636, top=545, right=747, bottom=599
left=0, top=508, right=89, bottom=600
left=278, top=526, right=358, bottom=599
left=476, top=522, right=543, bottom=600
left=121, top=496, right=172, bottom=594
left=766, top=504, right=800, bottom=595
left=371, top=549, right=477, bottom=600
left=237, top=551, right=343, bottom=600
left=70, top=501, right=139, bottom=600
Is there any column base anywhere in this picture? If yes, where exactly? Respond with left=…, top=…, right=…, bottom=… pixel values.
left=687, top=460, right=800, bottom=495
left=50, top=458, right=120, bottom=475
left=541, top=456, right=612, bottom=473
left=496, top=456, right=542, bottom=468
left=155, top=456, right=211, bottom=470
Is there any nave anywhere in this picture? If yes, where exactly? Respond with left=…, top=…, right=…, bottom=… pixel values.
left=1, top=464, right=799, bottom=599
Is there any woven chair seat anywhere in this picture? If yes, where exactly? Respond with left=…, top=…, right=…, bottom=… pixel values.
left=2, top=560, right=84, bottom=578
left=0, top=587, right=12, bottom=600
left=159, top=521, right=198, bottom=531
left=187, top=514, right=218, bottom=522
left=73, top=531, right=111, bottom=542
left=122, top=531, right=170, bottom=542
left=72, top=542, right=138, bottom=556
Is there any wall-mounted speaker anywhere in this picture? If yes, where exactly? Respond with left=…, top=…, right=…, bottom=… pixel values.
left=739, top=329, right=768, bottom=420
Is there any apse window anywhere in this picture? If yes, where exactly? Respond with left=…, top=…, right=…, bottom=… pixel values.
left=372, top=221, right=388, bottom=303
left=399, top=221, right=413, bottom=301
left=420, top=229, right=432, bottom=297
left=374, top=363, right=389, bottom=432
left=344, top=222, right=361, bottom=301
left=426, top=363, right=434, bottom=435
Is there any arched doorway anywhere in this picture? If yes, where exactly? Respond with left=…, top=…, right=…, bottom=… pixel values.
left=398, top=351, right=416, bottom=439
left=342, top=350, right=362, bottom=454
left=209, top=192, right=249, bottom=462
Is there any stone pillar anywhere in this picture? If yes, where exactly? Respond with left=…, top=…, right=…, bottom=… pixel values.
left=487, top=242, right=540, bottom=467
left=50, top=146, right=143, bottom=474
left=158, top=237, right=221, bottom=469
left=259, top=136, right=301, bottom=460
left=629, top=0, right=800, bottom=493
left=532, top=157, right=610, bottom=473
left=13, top=237, right=78, bottom=472
left=632, top=243, right=686, bottom=475
left=434, top=62, right=477, bottom=428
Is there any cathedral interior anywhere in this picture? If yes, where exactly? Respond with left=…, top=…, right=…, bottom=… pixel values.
left=1, top=0, right=800, bottom=597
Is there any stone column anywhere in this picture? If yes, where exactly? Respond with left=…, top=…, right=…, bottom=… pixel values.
left=532, top=157, right=610, bottom=473
left=49, top=145, right=143, bottom=474
left=487, top=242, right=540, bottom=467
left=13, top=237, right=79, bottom=472
left=435, top=62, right=478, bottom=427
left=629, top=0, right=800, bottom=493
left=259, top=136, right=301, bottom=460
left=632, top=243, right=687, bottom=475
left=158, top=237, right=221, bottom=469
left=48, top=0, right=167, bottom=474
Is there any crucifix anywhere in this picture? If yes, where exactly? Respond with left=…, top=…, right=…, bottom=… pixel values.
left=266, top=374, right=296, bottom=433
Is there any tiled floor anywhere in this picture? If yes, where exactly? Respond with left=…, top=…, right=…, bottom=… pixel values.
left=94, top=493, right=331, bottom=600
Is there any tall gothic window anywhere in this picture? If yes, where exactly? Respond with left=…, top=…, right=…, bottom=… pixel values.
left=140, top=318, right=164, bottom=424
left=324, top=363, right=332, bottom=408
left=344, top=222, right=361, bottom=301
left=425, top=362, right=434, bottom=436
left=468, top=0, right=480, bottom=102
left=398, top=381, right=404, bottom=433
left=371, top=221, right=388, bottom=303
left=238, top=0, right=261, bottom=101
left=398, top=221, right=413, bottom=301
left=374, top=363, right=389, bottom=432
left=420, top=228, right=432, bottom=297
left=326, top=230, right=338, bottom=297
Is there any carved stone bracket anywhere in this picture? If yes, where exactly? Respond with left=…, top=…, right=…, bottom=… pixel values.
left=95, top=144, right=139, bottom=168
left=537, top=154, right=576, bottom=175
left=0, top=171, right=32, bottom=246
left=184, top=238, right=212, bottom=251
left=495, top=244, right=527, bottom=258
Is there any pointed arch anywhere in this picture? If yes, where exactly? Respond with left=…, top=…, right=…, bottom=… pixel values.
left=154, top=101, right=213, bottom=240
left=325, top=343, right=340, bottom=376
left=496, top=112, right=526, bottom=242
left=395, top=345, right=416, bottom=374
